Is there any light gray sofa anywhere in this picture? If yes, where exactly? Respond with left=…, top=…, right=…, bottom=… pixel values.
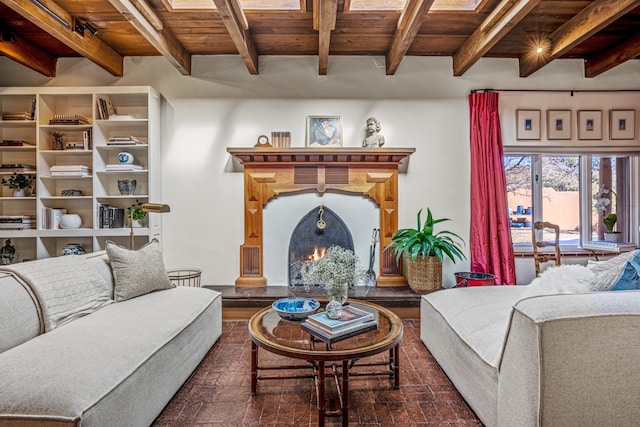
left=0, top=250, right=222, bottom=427
left=421, top=285, right=640, bottom=426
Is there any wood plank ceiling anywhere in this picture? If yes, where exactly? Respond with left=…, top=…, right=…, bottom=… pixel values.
left=0, top=0, right=638, bottom=78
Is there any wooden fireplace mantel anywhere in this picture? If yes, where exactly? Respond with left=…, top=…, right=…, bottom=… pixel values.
left=227, top=147, right=416, bottom=287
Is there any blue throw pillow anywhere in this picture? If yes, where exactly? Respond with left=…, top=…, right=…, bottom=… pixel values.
left=611, top=253, right=640, bottom=291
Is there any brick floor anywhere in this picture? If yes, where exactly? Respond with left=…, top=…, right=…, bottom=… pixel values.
left=153, top=320, right=482, bottom=427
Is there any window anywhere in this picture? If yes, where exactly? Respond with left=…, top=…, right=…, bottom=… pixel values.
left=505, top=153, right=634, bottom=249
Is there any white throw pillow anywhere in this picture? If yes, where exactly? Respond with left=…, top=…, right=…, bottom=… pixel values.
left=522, top=264, right=596, bottom=298
left=106, top=239, right=174, bottom=302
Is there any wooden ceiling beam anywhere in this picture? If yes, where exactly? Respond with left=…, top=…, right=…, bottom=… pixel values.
left=212, top=0, right=258, bottom=75
left=585, top=32, right=640, bottom=78
left=519, top=0, right=640, bottom=77
left=313, top=0, right=338, bottom=75
left=385, top=0, right=435, bottom=75
left=0, top=31, right=56, bottom=76
left=108, top=0, right=191, bottom=75
left=0, top=0, right=123, bottom=76
left=453, top=0, right=541, bottom=76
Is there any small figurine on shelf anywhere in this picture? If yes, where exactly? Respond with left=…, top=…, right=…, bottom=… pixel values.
left=0, top=239, right=15, bottom=265
left=50, top=131, right=65, bottom=150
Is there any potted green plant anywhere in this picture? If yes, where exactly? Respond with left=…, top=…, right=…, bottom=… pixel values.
left=126, top=201, right=146, bottom=227
left=387, top=208, right=466, bottom=294
left=602, top=213, right=621, bottom=242
left=1, top=173, right=34, bottom=197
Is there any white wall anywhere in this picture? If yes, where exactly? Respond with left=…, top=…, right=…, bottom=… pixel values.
left=1, top=55, right=639, bottom=286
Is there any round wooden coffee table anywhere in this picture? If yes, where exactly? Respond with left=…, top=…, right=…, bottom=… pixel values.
left=248, top=299, right=403, bottom=427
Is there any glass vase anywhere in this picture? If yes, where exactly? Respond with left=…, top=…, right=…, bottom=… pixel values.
left=326, top=282, right=349, bottom=305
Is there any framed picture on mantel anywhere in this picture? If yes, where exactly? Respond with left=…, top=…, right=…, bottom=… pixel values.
left=306, top=115, right=343, bottom=147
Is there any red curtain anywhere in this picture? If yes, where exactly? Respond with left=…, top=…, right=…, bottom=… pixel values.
left=469, top=91, right=516, bottom=285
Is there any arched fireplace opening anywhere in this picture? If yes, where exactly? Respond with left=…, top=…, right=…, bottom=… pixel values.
left=288, top=205, right=354, bottom=287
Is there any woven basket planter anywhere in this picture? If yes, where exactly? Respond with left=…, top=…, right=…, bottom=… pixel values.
left=406, top=255, right=442, bottom=294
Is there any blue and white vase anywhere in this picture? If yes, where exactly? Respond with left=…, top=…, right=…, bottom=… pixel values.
left=118, top=152, right=134, bottom=165
left=61, top=244, right=85, bottom=256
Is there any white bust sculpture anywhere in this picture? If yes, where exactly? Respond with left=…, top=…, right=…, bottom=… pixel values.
left=362, top=117, right=385, bottom=148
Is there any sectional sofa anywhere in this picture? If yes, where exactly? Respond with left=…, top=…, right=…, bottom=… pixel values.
left=421, top=252, right=640, bottom=426
left=0, top=242, right=222, bottom=427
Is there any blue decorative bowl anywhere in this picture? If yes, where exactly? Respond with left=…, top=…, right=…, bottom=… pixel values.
left=272, top=297, right=320, bottom=321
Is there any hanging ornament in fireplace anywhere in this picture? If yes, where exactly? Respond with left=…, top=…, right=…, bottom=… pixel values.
left=317, top=205, right=326, bottom=230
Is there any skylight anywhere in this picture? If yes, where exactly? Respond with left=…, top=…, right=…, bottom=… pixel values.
left=164, top=0, right=300, bottom=11
left=349, top=0, right=481, bottom=11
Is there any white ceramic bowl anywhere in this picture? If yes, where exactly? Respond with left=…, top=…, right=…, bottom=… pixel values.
left=272, top=297, right=320, bottom=321
left=59, top=213, right=82, bottom=229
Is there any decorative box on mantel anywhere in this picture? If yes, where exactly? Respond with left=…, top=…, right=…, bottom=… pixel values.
left=227, top=147, right=416, bottom=288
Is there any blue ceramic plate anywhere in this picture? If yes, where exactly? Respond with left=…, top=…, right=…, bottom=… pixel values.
left=272, top=297, right=320, bottom=321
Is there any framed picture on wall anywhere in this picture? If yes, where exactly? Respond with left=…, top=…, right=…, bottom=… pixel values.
left=547, top=110, right=572, bottom=140
left=516, top=109, right=541, bottom=140
left=306, top=115, right=343, bottom=147
left=610, top=110, right=635, bottom=140
left=577, top=110, right=602, bottom=140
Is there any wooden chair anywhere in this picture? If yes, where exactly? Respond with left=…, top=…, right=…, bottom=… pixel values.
left=532, top=221, right=562, bottom=276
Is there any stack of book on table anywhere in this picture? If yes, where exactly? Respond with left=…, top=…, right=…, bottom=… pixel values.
left=301, top=304, right=378, bottom=344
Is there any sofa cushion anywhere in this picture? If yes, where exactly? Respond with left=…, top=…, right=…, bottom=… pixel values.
left=0, top=256, right=112, bottom=332
left=588, top=250, right=639, bottom=291
left=611, top=252, right=640, bottom=291
left=106, top=239, right=174, bottom=301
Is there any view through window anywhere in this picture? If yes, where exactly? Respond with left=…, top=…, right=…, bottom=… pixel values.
left=505, top=154, right=631, bottom=248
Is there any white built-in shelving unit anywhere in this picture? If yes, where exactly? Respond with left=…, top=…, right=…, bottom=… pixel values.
left=0, top=86, right=161, bottom=260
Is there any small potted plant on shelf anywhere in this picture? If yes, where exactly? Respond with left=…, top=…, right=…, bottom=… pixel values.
left=50, top=131, right=65, bottom=150
left=602, top=213, right=621, bottom=242
left=387, top=208, right=466, bottom=294
left=1, top=173, right=34, bottom=197
left=126, top=201, right=146, bottom=227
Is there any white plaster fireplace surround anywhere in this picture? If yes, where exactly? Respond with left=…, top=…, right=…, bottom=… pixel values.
left=264, top=192, right=378, bottom=286
left=227, top=147, right=415, bottom=287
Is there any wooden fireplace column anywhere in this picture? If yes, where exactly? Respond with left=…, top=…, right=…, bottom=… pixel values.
left=227, top=147, right=415, bottom=287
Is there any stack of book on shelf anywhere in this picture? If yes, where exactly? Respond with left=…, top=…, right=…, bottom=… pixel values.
left=63, top=129, right=92, bottom=150
left=0, top=163, right=36, bottom=172
left=2, top=111, right=32, bottom=121
left=0, top=215, right=35, bottom=230
left=301, top=304, right=378, bottom=344
left=106, top=164, right=144, bottom=171
left=0, top=140, right=33, bottom=147
left=107, top=136, right=140, bottom=145
left=49, top=114, right=89, bottom=125
left=42, top=208, right=67, bottom=229
left=50, top=165, right=91, bottom=177
left=582, top=240, right=636, bottom=253
left=97, top=204, right=125, bottom=229
left=96, top=97, right=116, bottom=120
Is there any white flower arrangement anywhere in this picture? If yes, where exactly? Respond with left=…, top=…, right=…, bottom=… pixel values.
left=300, top=245, right=365, bottom=292
left=593, top=186, right=612, bottom=216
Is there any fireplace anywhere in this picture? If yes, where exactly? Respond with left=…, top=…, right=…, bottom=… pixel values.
left=288, top=205, right=354, bottom=287
left=227, top=147, right=415, bottom=287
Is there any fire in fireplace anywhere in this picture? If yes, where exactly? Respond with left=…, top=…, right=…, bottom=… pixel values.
left=288, top=205, right=354, bottom=287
